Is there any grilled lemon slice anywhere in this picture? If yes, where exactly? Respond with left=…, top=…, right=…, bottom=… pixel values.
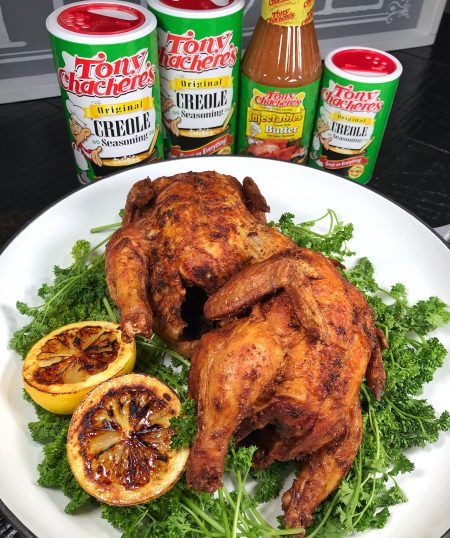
left=67, top=373, right=189, bottom=505
left=22, top=321, right=136, bottom=414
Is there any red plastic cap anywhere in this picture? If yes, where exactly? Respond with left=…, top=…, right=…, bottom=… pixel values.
left=57, top=3, right=145, bottom=35
left=159, top=0, right=233, bottom=10
left=332, top=48, right=397, bottom=76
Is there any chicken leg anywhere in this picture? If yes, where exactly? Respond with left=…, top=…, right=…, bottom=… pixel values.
left=282, top=402, right=363, bottom=532
left=187, top=306, right=286, bottom=492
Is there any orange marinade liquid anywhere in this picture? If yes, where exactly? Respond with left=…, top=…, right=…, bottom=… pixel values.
left=237, top=0, right=322, bottom=162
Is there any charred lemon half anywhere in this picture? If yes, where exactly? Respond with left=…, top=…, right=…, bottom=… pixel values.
left=67, top=373, right=189, bottom=505
left=22, top=321, right=136, bottom=414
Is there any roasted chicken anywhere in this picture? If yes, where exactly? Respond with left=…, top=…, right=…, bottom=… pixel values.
left=186, top=248, right=386, bottom=531
left=106, top=171, right=386, bottom=533
left=105, top=171, right=293, bottom=356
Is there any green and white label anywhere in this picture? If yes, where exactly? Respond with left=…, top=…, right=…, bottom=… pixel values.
left=148, top=2, right=243, bottom=158
left=237, top=75, right=320, bottom=163
left=308, top=68, right=400, bottom=184
left=49, top=32, right=163, bottom=183
left=158, top=29, right=238, bottom=131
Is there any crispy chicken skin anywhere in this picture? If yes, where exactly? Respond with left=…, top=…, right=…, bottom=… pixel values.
left=186, top=249, right=387, bottom=533
left=106, top=172, right=386, bottom=533
left=105, top=171, right=293, bottom=355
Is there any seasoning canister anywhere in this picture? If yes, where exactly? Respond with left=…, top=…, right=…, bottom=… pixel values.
left=47, top=1, right=164, bottom=184
left=237, top=0, right=322, bottom=163
left=147, top=0, right=244, bottom=158
left=308, top=47, right=402, bottom=184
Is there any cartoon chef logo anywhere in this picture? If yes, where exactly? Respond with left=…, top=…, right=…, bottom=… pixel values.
left=311, top=106, right=333, bottom=165
left=316, top=109, right=333, bottom=149
left=162, top=96, right=181, bottom=138
left=66, top=99, right=103, bottom=182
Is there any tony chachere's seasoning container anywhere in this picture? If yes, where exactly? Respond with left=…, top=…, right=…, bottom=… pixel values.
left=237, top=0, right=322, bottom=163
left=47, top=1, right=164, bottom=184
left=147, top=0, right=244, bottom=158
left=308, top=47, right=402, bottom=184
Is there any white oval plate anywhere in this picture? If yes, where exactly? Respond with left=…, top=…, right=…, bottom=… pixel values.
left=0, top=156, right=449, bottom=538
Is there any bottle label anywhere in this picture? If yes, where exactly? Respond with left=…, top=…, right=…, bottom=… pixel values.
left=49, top=31, right=164, bottom=184
left=237, top=75, right=320, bottom=163
left=148, top=5, right=243, bottom=158
left=261, top=0, right=314, bottom=27
left=308, top=69, right=400, bottom=184
left=158, top=29, right=238, bottom=133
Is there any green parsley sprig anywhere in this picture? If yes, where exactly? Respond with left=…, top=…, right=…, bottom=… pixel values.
left=273, top=210, right=355, bottom=261
left=10, top=239, right=111, bottom=358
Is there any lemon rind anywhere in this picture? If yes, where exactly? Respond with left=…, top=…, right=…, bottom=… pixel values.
left=67, top=373, right=189, bottom=506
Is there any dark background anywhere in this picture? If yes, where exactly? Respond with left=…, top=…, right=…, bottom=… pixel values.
left=0, top=0, right=425, bottom=84
left=1, top=15, right=449, bottom=250
left=0, top=13, right=449, bottom=538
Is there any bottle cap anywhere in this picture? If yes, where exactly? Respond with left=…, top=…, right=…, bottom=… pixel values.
left=147, top=0, right=244, bottom=19
left=326, top=47, right=403, bottom=83
left=47, top=0, right=156, bottom=44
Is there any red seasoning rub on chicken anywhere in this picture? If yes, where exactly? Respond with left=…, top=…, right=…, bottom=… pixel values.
left=186, top=247, right=386, bottom=532
left=105, top=171, right=386, bottom=533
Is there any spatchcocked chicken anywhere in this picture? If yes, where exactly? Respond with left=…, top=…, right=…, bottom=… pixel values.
left=105, top=171, right=387, bottom=533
